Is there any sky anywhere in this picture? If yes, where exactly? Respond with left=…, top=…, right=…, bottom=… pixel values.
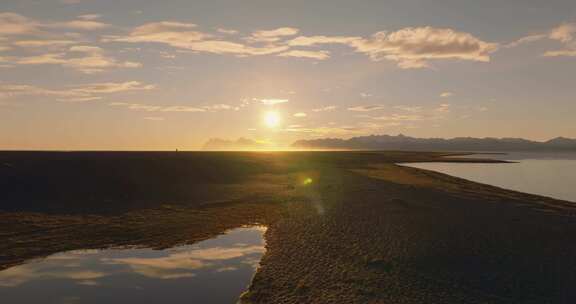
left=0, top=0, right=575, bottom=150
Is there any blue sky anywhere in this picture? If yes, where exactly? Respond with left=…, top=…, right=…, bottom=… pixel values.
left=1, top=0, right=575, bottom=150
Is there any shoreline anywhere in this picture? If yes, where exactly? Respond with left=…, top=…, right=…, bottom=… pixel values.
left=1, top=151, right=575, bottom=302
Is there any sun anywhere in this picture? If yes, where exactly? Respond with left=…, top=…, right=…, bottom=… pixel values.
left=264, top=111, right=281, bottom=128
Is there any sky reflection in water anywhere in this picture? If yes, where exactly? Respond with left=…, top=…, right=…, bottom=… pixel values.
left=406, top=152, right=576, bottom=202
left=0, top=226, right=266, bottom=304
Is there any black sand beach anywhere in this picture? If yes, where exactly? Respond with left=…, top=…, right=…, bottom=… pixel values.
left=1, top=151, right=575, bottom=303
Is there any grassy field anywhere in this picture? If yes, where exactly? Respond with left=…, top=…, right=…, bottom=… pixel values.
left=2, top=151, right=576, bottom=303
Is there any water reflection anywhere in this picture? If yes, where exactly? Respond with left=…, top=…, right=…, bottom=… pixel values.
left=0, top=226, right=266, bottom=304
left=407, top=152, right=576, bottom=202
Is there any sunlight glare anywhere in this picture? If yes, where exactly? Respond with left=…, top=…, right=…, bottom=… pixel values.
left=264, top=111, right=281, bottom=128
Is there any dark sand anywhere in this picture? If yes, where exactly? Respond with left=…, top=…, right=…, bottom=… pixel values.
left=1, top=151, right=576, bottom=303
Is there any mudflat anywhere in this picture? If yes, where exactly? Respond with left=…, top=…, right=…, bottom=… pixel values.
left=1, top=151, right=575, bottom=303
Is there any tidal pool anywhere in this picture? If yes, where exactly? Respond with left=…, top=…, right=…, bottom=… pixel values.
left=406, top=152, right=576, bottom=202
left=0, top=226, right=266, bottom=304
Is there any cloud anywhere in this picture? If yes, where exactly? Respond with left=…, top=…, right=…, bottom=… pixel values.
left=440, top=92, right=453, bottom=97
left=106, top=21, right=206, bottom=46
left=434, top=103, right=451, bottom=113
left=312, top=105, right=337, bottom=112
left=347, top=105, right=385, bottom=112
left=505, top=34, right=547, bottom=48
left=50, top=20, right=110, bottom=31
left=293, top=112, right=307, bottom=117
left=393, top=105, right=422, bottom=112
left=248, top=27, right=299, bottom=43
left=543, top=49, right=576, bottom=57
left=107, top=22, right=289, bottom=56
left=109, top=102, right=206, bottom=112
left=372, top=113, right=424, bottom=121
left=287, top=35, right=361, bottom=46
left=257, top=98, right=289, bottom=105
left=217, top=28, right=239, bottom=35
left=13, top=45, right=142, bottom=73
left=353, top=27, right=498, bottom=69
left=0, top=12, right=38, bottom=36
left=72, top=81, right=155, bottom=94
left=144, top=116, right=165, bottom=121
left=13, top=40, right=76, bottom=48
left=277, top=50, right=330, bottom=60
left=549, top=23, right=576, bottom=43
left=507, top=22, right=576, bottom=57
left=0, top=81, right=155, bottom=102
left=77, top=14, right=102, bottom=21
left=203, top=103, right=234, bottom=111
left=109, top=101, right=238, bottom=113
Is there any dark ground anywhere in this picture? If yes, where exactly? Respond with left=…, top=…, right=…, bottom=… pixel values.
left=1, top=151, right=576, bottom=303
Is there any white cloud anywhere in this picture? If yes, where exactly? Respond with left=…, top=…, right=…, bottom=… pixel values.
left=393, top=105, right=422, bottom=112
left=543, top=49, right=576, bottom=57
left=13, top=45, right=142, bottom=73
left=353, top=27, right=498, bottom=69
left=372, top=113, right=424, bottom=121
left=77, top=14, right=102, bottom=21
left=257, top=98, right=289, bottom=105
left=312, top=105, right=337, bottom=112
left=293, top=112, right=307, bottom=117
left=51, top=20, right=110, bottom=31
left=347, top=105, right=385, bottom=112
left=0, top=81, right=155, bottom=102
left=13, top=40, right=76, bottom=48
left=248, top=27, right=299, bottom=43
left=505, top=34, right=547, bottom=48
left=440, top=92, right=453, bottom=97
left=277, top=50, right=330, bottom=60
left=549, top=23, right=576, bottom=43
left=109, top=102, right=206, bottom=112
left=287, top=35, right=361, bottom=46
left=217, top=28, right=239, bottom=35
left=507, top=22, right=576, bottom=57
left=107, top=22, right=290, bottom=57
left=72, top=81, right=155, bottom=94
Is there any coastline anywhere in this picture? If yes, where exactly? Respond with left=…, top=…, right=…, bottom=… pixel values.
left=1, top=151, right=575, bottom=303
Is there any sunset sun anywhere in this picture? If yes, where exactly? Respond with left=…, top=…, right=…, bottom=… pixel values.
left=264, top=111, right=281, bottom=128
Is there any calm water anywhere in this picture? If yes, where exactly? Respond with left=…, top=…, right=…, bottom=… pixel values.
left=0, top=226, right=266, bottom=304
left=406, top=152, right=576, bottom=203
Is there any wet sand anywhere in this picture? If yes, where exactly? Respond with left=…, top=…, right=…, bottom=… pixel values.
left=1, top=151, right=575, bottom=303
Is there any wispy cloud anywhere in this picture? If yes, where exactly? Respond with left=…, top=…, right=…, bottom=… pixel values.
left=10, top=45, right=141, bottom=73
left=293, top=112, right=307, bottom=117
left=257, top=98, right=289, bottom=105
left=247, top=27, right=299, bottom=43
left=312, top=105, right=337, bottom=112
left=347, top=105, right=385, bottom=112
left=109, top=102, right=206, bottom=112
left=505, top=21, right=576, bottom=57
left=0, top=81, right=155, bottom=102
left=277, top=50, right=330, bottom=60
left=287, top=35, right=361, bottom=46
left=105, top=22, right=289, bottom=57
left=440, top=92, right=453, bottom=98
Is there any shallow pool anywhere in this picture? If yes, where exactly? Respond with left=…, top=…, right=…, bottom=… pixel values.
left=0, top=226, right=266, bottom=304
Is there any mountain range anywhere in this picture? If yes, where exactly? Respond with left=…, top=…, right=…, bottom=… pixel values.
left=292, top=134, right=576, bottom=151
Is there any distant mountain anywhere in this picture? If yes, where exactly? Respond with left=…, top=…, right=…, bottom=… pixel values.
left=292, top=134, right=576, bottom=151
